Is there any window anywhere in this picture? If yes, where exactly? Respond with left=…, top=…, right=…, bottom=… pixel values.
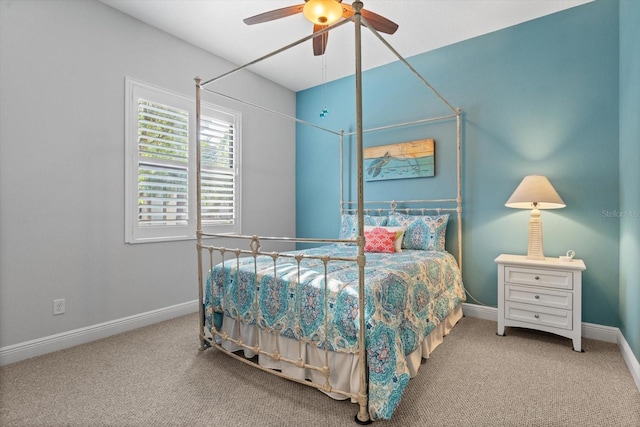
left=125, top=77, right=241, bottom=243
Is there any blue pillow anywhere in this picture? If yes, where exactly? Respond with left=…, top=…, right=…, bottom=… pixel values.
left=387, top=213, right=449, bottom=251
left=338, top=214, right=388, bottom=241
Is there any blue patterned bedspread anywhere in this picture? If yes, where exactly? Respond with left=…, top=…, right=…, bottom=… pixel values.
left=204, top=244, right=465, bottom=420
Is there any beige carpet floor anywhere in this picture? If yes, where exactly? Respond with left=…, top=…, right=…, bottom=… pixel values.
left=1, top=313, right=638, bottom=426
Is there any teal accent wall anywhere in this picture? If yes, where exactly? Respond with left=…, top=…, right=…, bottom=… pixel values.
left=297, top=0, right=621, bottom=327
left=619, top=0, right=640, bottom=360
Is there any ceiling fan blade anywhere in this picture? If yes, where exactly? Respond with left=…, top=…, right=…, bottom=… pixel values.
left=313, top=24, right=329, bottom=56
left=342, top=4, right=399, bottom=34
left=341, top=5, right=354, bottom=19
left=361, top=9, right=398, bottom=34
left=243, top=4, right=305, bottom=25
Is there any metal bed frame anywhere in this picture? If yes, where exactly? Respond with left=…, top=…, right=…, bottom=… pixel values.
left=194, top=2, right=462, bottom=423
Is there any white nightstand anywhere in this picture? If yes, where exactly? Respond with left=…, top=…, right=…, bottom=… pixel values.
left=495, top=254, right=586, bottom=352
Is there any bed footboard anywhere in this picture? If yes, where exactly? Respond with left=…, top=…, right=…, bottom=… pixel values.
left=197, top=233, right=370, bottom=421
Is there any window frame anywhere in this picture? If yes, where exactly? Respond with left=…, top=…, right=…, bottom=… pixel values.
left=125, top=77, right=242, bottom=244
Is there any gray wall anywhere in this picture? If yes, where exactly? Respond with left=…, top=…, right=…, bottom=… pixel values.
left=0, top=0, right=296, bottom=349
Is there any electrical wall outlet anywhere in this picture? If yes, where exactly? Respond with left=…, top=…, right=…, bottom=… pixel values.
left=53, top=298, right=65, bottom=315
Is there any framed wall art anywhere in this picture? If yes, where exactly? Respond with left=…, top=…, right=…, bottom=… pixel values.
left=364, top=138, right=435, bottom=182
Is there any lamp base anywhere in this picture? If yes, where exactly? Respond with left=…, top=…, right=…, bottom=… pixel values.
left=526, top=208, right=545, bottom=260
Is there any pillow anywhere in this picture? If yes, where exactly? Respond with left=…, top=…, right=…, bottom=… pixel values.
left=387, top=213, right=449, bottom=251
left=364, top=227, right=396, bottom=253
left=364, top=225, right=405, bottom=253
left=338, top=214, right=388, bottom=241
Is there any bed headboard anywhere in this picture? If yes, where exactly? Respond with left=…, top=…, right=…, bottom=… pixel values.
left=341, top=199, right=462, bottom=268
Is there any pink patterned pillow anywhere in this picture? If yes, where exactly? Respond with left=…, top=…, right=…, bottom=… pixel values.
left=364, top=227, right=396, bottom=253
left=364, top=225, right=405, bottom=252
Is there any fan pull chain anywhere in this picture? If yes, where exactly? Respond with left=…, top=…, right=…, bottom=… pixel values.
left=320, top=39, right=329, bottom=118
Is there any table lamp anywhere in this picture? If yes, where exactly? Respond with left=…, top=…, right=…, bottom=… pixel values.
left=505, top=174, right=566, bottom=260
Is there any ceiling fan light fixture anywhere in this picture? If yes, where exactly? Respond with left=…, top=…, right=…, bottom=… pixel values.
left=303, top=0, right=343, bottom=25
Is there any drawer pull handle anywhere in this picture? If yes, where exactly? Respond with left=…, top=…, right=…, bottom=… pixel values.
left=535, top=276, right=540, bottom=280
left=534, top=314, right=540, bottom=319
left=535, top=295, right=540, bottom=299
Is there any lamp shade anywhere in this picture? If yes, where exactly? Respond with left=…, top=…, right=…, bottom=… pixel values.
left=505, top=175, right=566, bottom=209
left=303, top=0, right=343, bottom=25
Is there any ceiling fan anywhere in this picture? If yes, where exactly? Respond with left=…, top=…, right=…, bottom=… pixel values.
left=243, top=0, right=399, bottom=56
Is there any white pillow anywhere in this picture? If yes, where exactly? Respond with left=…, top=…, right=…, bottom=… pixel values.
left=364, top=226, right=406, bottom=253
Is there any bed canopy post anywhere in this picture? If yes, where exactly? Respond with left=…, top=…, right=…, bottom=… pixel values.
left=456, top=108, right=463, bottom=271
left=195, top=76, right=207, bottom=351
left=352, top=3, right=370, bottom=425
left=339, top=130, right=345, bottom=215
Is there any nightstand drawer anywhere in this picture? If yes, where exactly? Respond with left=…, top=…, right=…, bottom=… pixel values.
left=505, top=284, right=573, bottom=310
left=504, top=266, right=572, bottom=290
left=505, top=301, right=572, bottom=330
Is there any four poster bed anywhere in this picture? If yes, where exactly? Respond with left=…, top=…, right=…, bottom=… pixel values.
left=195, top=2, right=464, bottom=423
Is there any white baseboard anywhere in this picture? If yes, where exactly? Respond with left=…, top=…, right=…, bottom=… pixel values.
left=0, top=300, right=199, bottom=366
left=581, top=321, right=618, bottom=343
left=461, top=302, right=497, bottom=321
left=462, top=302, right=640, bottom=392
left=618, top=329, right=640, bottom=391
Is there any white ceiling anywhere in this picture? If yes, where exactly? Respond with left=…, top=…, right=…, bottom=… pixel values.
left=100, top=0, right=592, bottom=92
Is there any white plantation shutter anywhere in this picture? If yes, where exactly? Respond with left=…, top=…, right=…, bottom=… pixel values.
left=200, top=115, right=236, bottom=225
left=138, top=164, right=189, bottom=225
left=137, top=99, right=189, bottom=226
left=125, top=78, right=241, bottom=243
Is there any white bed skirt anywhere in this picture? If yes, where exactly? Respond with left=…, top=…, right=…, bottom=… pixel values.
left=216, top=304, right=464, bottom=401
